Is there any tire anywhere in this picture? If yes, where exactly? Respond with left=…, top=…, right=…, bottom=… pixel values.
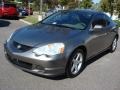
left=14, top=16, right=19, bottom=20
left=110, top=37, right=118, bottom=53
left=0, top=15, right=2, bottom=18
left=66, top=49, right=85, bottom=78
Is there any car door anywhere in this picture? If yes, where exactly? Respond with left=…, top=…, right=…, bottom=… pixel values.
left=103, top=14, right=116, bottom=48
left=87, top=14, right=109, bottom=58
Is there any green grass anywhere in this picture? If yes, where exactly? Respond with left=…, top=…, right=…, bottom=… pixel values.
left=23, top=16, right=38, bottom=24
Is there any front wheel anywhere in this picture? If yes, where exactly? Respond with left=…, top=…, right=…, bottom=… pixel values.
left=14, top=16, right=19, bottom=20
left=110, top=37, right=118, bottom=52
left=66, top=49, right=85, bottom=78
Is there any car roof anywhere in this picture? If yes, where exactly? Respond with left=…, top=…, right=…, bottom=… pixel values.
left=61, top=9, right=104, bottom=16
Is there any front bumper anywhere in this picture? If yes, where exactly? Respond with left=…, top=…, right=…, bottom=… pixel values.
left=4, top=43, right=67, bottom=76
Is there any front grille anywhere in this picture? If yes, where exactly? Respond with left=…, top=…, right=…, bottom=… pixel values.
left=13, top=41, right=32, bottom=52
left=10, top=59, right=32, bottom=70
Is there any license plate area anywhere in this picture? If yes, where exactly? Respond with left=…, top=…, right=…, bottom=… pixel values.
left=10, top=58, right=33, bottom=70
left=4, top=47, right=33, bottom=70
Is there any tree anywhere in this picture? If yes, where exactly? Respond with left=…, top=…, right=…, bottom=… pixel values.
left=45, top=0, right=58, bottom=8
left=33, top=0, right=40, bottom=11
left=91, top=3, right=101, bottom=11
left=24, top=0, right=28, bottom=7
left=58, top=0, right=69, bottom=6
left=67, top=0, right=78, bottom=9
left=32, top=0, right=58, bottom=11
left=100, top=0, right=114, bottom=16
left=81, top=0, right=92, bottom=9
left=116, top=0, right=120, bottom=18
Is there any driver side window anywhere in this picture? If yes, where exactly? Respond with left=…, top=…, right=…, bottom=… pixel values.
left=92, top=14, right=107, bottom=29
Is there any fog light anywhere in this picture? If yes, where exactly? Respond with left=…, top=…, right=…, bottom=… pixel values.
left=32, top=65, right=44, bottom=73
left=35, top=65, right=43, bottom=70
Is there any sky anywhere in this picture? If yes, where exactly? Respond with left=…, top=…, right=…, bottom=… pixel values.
left=93, top=0, right=101, bottom=3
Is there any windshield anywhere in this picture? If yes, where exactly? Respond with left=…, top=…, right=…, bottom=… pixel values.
left=42, top=11, right=93, bottom=30
left=4, top=4, right=16, bottom=8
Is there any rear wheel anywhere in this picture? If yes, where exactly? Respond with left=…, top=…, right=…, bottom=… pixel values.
left=66, top=49, right=85, bottom=78
left=110, top=37, right=118, bottom=52
left=15, top=16, right=19, bottom=20
left=0, top=15, right=2, bottom=18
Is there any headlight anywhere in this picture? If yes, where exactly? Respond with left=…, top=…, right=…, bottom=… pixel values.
left=33, top=43, right=65, bottom=56
left=7, top=32, right=14, bottom=43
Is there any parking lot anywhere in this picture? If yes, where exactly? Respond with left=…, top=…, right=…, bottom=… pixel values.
left=0, top=19, right=120, bottom=90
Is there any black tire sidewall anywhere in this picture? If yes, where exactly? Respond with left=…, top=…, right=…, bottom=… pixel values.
left=66, top=49, right=85, bottom=78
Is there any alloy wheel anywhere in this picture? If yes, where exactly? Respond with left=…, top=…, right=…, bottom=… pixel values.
left=71, top=52, right=83, bottom=75
left=112, top=38, right=117, bottom=51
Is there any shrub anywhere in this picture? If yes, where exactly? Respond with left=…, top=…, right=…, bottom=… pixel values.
left=114, top=20, right=120, bottom=27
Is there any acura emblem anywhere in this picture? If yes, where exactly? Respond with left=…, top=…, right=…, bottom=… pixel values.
left=17, top=45, right=21, bottom=49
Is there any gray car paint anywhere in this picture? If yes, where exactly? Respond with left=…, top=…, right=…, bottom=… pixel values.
left=4, top=10, right=119, bottom=76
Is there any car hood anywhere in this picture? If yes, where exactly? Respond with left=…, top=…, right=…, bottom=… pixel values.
left=13, top=23, right=80, bottom=47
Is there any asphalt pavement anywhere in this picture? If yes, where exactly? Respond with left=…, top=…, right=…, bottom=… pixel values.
left=0, top=19, right=120, bottom=90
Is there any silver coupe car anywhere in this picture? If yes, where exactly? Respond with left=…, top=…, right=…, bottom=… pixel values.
left=4, top=10, right=119, bottom=78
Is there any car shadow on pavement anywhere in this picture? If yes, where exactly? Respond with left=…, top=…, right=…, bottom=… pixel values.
left=0, top=19, right=11, bottom=27
left=0, top=16, right=19, bottom=20
left=23, top=50, right=110, bottom=80
left=19, top=16, right=25, bottom=19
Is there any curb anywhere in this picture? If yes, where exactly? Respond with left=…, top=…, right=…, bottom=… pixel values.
left=19, top=19, right=32, bottom=25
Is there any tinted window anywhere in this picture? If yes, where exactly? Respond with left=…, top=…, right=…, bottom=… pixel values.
left=92, top=14, right=107, bottom=28
left=104, top=14, right=111, bottom=25
left=42, top=11, right=93, bottom=30
left=4, top=4, right=16, bottom=8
